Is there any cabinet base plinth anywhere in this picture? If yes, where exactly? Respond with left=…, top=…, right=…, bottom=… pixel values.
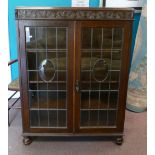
left=22, top=133, right=124, bottom=145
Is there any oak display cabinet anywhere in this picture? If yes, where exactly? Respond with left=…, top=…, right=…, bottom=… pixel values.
left=15, top=7, right=134, bottom=145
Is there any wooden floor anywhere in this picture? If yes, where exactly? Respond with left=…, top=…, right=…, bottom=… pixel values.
left=8, top=100, right=146, bottom=155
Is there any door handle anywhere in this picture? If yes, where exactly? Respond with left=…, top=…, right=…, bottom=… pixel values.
left=75, top=80, right=80, bottom=93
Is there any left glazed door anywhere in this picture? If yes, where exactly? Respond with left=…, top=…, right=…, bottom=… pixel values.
left=18, top=20, right=74, bottom=133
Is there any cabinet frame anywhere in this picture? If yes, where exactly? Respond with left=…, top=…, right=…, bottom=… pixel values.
left=16, top=7, right=133, bottom=138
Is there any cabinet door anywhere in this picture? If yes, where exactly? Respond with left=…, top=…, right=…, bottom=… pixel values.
left=18, top=21, right=74, bottom=133
left=75, top=21, right=132, bottom=133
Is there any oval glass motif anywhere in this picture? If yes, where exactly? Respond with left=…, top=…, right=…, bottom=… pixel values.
left=39, top=59, right=55, bottom=82
left=92, top=59, right=109, bottom=82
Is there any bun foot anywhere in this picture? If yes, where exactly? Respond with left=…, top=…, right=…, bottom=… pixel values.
left=23, top=136, right=32, bottom=145
left=115, top=136, right=123, bottom=145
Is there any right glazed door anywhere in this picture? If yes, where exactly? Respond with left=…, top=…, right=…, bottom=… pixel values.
left=75, top=21, right=131, bottom=133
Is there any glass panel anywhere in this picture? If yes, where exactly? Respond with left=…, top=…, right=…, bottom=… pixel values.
left=38, top=83, right=48, bottom=90
left=27, top=52, right=36, bottom=70
left=37, top=52, right=46, bottom=68
left=81, top=71, right=91, bottom=81
left=81, top=57, right=91, bottom=70
left=29, top=71, right=37, bottom=81
left=58, top=83, right=66, bottom=90
left=57, top=28, right=67, bottom=49
left=57, top=52, right=67, bottom=70
left=36, top=27, right=46, bottom=49
left=38, top=59, right=56, bottom=82
left=81, top=110, right=89, bottom=126
left=110, top=71, right=120, bottom=82
left=108, top=110, right=117, bottom=126
left=30, top=110, right=39, bottom=126
left=81, top=110, right=108, bottom=127
left=29, top=91, right=38, bottom=108
left=48, top=83, right=66, bottom=90
left=49, top=110, right=57, bottom=127
left=26, top=27, right=68, bottom=128
left=100, top=92, right=109, bottom=109
left=92, top=59, right=109, bottom=82
left=49, top=72, right=58, bottom=82
left=38, top=91, right=48, bottom=108
left=47, top=28, right=56, bottom=49
left=90, top=92, right=99, bottom=109
left=113, top=28, right=123, bottom=49
left=26, top=27, right=36, bottom=49
left=49, top=110, right=67, bottom=127
left=58, top=110, right=66, bottom=127
left=110, top=83, right=119, bottom=90
left=47, top=51, right=56, bottom=57
left=92, top=28, right=102, bottom=49
left=48, top=92, right=57, bottom=109
left=29, top=83, right=37, bottom=90
left=112, top=50, right=121, bottom=61
left=39, top=110, right=48, bottom=126
left=99, top=110, right=107, bottom=126
left=81, top=92, right=89, bottom=109
left=111, top=52, right=121, bottom=70
left=100, top=83, right=109, bottom=90
left=103, top=29, right=112, bottom=49
left=89, top=110, right=98, bottom=126
left=109, top=92, right=118, bottom=109
left=58, top=92, right=66, bottom=109
left=57, top=71, right=66, bottom=81
left=81, top=28, right=91, bottom=49
left=80, top=27, right=123, bottom=128
left=48, top=83, right=58, bottom=90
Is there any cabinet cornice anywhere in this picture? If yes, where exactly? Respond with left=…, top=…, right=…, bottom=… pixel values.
left=15, top=8, right=134, bottom=20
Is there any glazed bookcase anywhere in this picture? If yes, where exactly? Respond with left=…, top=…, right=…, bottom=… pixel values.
left=15, top=7, right=134, bottom=145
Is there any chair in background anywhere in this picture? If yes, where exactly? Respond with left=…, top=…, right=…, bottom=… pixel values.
left=8, top=59, right=20, bottom=126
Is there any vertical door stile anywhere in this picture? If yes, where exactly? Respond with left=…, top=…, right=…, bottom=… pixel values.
left=74, top=21, right=81, bottom=133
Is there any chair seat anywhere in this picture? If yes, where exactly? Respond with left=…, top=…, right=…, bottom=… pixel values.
left=8, top=78, right=20, bottom=91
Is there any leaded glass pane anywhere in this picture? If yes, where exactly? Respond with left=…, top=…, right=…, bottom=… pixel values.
left=26, top=27, right=68, bottom=128
left=80, top=27, right=124, bottom=127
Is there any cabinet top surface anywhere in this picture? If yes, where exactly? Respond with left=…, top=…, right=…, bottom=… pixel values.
left=15, top=7, right=134, bottom=20
left=16, top=7, right=134, bottom=11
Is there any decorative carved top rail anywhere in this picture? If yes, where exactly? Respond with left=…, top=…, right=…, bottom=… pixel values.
left=15, top=7, right=134, bottom=20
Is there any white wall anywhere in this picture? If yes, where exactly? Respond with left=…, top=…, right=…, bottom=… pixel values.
left=0, top=0, right=19, bottom=98
left=0, top=0, right=11, bottom=83
left=106, top=0, right=143, bottom=7
left=0, top=0, right=9, bottom=153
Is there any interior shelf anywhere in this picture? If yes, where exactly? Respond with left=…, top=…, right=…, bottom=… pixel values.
left=28, top=90, right=67, bottom=92
left=81, top=80, right=119, bottom=84
left=26, top=49, right=68, bottom=52
left=81, top=99, right=118, bottom=109
left=81, top=49, right=122, bottom=51
left=29, top=81, right=67, bottom=83
left=29, top=99, right=67, bottom=109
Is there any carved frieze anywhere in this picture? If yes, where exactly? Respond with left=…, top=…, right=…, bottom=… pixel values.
left=16, top=9, right=134, bottom=20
